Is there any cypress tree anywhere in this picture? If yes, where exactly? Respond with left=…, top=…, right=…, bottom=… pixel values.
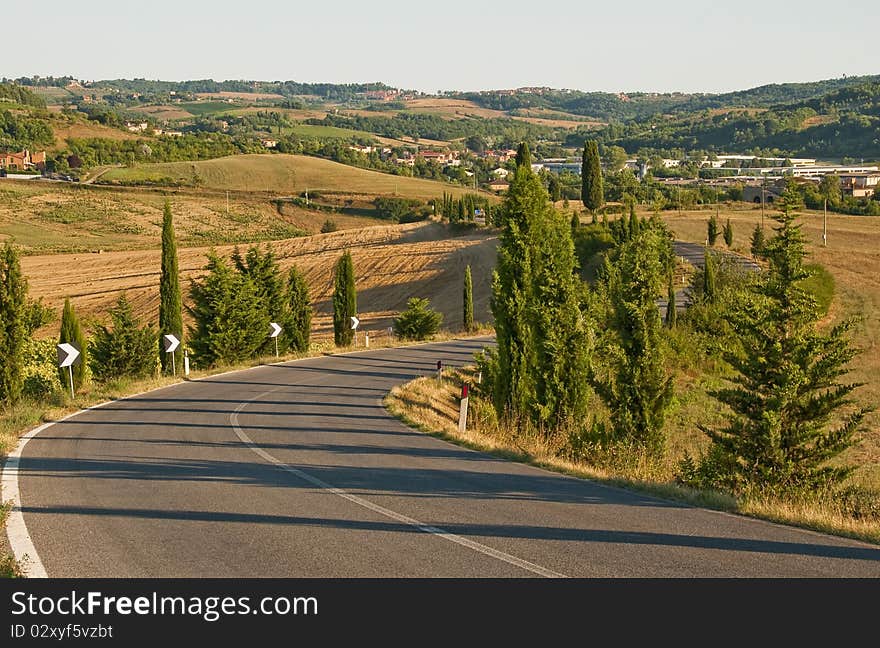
left=570, top=211, right=580, bottom=233
left=284, top=265, right=312, bottom=353
left=750, top=224, right=766, bottom=258
left=515, top=142, right=532, bottom=169
left=463, top=265, right=474, bottom=332
left=58, top=297, right=87, bottom=391
left=702, top=251, right=717, bottom=303
left=548, top=174, right=561, bottom=202
left=701, top=210, right=871, bottom=494
left=590, top=230, right=673, bottom=455
left=628, top=202, right=640, bottom=239
left=332, top=251, right=357, bottom=346
left=665, top=271, right=677, bottom=328
left=158, top=200, right=183, bottom=372
left=0, top=242, right=27, bottom=404
left=723, top=218, right=734, bottom=247
left=581, top=141, right=604, bottom=212
left=591, top=211, right=598, bottom=225
left=707, top=214, right=719, bottom=246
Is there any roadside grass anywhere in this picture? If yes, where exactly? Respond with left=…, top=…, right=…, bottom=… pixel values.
left=0, top=327, right=492, bottom=577
left=385, top=367, right=880, bottom=546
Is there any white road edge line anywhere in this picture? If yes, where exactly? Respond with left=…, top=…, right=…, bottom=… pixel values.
left=230, top=396, right=567, bottom=578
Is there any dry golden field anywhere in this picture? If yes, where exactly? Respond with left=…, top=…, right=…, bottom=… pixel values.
left=0, top=181, right=391, bottom=253
left=96, top=154, right=483, bottom=198
left=20, top=221, right=497, bottom=341
left=659, top=205, right=880, bottom=483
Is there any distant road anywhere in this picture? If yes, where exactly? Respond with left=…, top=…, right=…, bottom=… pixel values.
left=10, top=338, right=880, bottom=577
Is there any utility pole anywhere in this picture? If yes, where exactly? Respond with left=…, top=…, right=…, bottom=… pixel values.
left=760, top=174, right=765, bottom=229
left=823, top=197, right=828, bottom=247
left=226, top=190, right=229, bottom=216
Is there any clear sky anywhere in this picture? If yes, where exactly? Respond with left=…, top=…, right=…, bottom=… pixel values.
left=6, top=0, right=879, bottom=93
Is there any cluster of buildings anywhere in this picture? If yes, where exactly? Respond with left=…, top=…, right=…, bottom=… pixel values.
left=0, top=149, right=47, bottom=171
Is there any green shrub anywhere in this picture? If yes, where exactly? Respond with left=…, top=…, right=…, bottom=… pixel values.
left=90, top=294, right=157, bottom=381
left=21, top=338, right=59, bottom=399
left=393, top=297, right=442, bottom=340
left=320, top=219, right=338, bottom=233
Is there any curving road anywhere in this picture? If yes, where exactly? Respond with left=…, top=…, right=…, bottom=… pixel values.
left=7, top=338, right=880, bottom=577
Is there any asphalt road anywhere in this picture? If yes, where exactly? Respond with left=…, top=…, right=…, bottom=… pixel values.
left=12, top=338, right=880, bottom=577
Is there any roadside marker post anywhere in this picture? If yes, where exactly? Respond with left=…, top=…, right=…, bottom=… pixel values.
left=458, top=383, right=469, bottom=433
left=269, top=322, right=282, bottom=358
left=57, top=343, right=80, bottom=400
left=184, top=349, right=190, bottom=377
left=163, top=334, right=180, bottom=376
left=350, top=316, right=359, bottom=346
left=365, top=333, right=369, bottom=348
left=436, top=360, right=443, bottom=381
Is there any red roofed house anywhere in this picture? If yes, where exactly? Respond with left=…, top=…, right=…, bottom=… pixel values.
left=0, top=149, right=46, bottom=171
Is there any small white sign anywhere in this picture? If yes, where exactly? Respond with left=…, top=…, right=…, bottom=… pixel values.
left=269, top=322, right=282, bottom=338
left=57, top=343, right=80, bottom=368
left=350, top=316, right=360, bottom=330
left=163, top=334, right=180, bottom=353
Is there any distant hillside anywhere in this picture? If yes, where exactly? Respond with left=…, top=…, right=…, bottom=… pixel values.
left=96, top=153, right=485, bottom=198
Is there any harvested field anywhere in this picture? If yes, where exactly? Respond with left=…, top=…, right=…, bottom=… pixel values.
left=20, top=221, right=497, bottom=340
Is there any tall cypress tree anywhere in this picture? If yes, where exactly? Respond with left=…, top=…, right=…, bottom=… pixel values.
left=58, top=298, right=87, bottom=391
left=333, top=251, right=357, bottom=346
left=581, top=141, right=604, bottom=212
left=723, top=218, right=734, bottom=247
left=590, top=230, right=673, bottom=455
left=707, top=214, right=719, bottom=246
left=0, top=242, right=27, bottom=405
left=515, top=142, right=532, bottom=169
left=284, top=265, right=312, bottom=353
left=701, top=210, right=871, bottom=493
left=158, top=200, right=183, bottom=372
left=463, top=265, right=474, bottom=332
left=750, top=224, right=766, bottom=259
left=702, top=251, right=717, bottom=303
left=665, top=271, right=677, bottom=328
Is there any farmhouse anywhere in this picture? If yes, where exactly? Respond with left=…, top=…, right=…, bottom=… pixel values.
left=491, top=167, right=509, bottom=178
left=0, top=149, right=47, bottom=171
left=487, top=178, right=510, bottom=193
left=125, top=121, right=149, bottom=132
left=261, top=139, right=278, bottom=149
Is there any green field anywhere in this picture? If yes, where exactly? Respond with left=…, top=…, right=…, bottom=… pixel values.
left=96, top=154, right=483, bottom=199
left=178, top=101, right=239, bottom=115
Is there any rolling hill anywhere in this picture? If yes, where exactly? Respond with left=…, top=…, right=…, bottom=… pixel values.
left=95, top=154, right=486, bottom=198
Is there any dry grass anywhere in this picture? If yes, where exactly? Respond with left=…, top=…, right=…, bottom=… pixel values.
left=50, top=121, right=143, bottom=150
left=386, top=368, right=880, bottom=544
left=658, top=205, right=880, bottom=487
left=195, top=91, right=285, bottom=101
left=402, top=98, right=509, bottom=120
left=97, top=154, right=481, bottom=199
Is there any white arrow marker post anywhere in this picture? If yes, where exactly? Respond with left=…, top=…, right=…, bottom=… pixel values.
left=57, top=343, right=80, bottom=399
left=269, top=322, right=282, bottom=358
left=163, top=334, right=180, bottom=376
left=350, top=315, right=359, bottom=347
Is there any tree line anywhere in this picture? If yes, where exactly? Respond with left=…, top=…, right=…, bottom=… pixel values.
left=480, top=142, right=870, bottom=499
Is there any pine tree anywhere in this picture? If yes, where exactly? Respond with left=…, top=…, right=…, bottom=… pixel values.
left=235, top=245, right=286, bottom=354
left=394, top=297, right=443, bottom=340
left=0, top=242, right=27, bottom=405
left=750, top=224, right=766, bottom=259
left=590, top=230, right=673, bottom=455
left=58, top=297, right=87, bottom=391
left=700, top=210, right=871, bottom=494
left=333, top=251, right=357, bottom=346
left=707, top=214, right=719, bottom=246
left=462, top=265, right=474, bottom=332
left=284, top=265, right=312, bottom=353
left=702, top=251, right=718, bottom=303
left=665, top=271, right=677, bottom=328
left=581, top=141, right=604, bottom=212
left=188, top=252, right=269, bottom=366
left=158, top=200, right=183, bottom=372
left=723, top=218, right=734, bottom=247
left=515, top=142, right=532, bottom=169
left=91, top=294, right=157, bottom=380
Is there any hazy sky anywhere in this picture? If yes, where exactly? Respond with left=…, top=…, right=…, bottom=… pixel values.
left=6, top=0, right=879, bottom=93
